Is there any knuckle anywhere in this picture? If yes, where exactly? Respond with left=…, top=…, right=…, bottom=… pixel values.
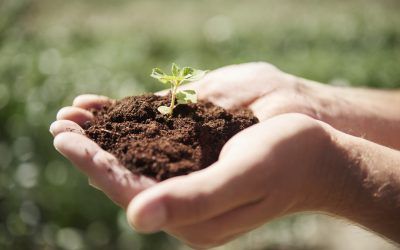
left=253, top=61, right=278, bottom=71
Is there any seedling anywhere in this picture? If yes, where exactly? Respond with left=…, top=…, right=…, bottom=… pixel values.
left=151, top=63, right=206, bottom=115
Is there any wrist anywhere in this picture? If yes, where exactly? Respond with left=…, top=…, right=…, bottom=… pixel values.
left=292, top=119, right=373, bottom=215
left=316, top=127, right=398, bottom=215
left=311, top=128, right=358, bottom=213
left=307, top=81, right=400, bottom=149
left=318, top=130, right=400, bottom=242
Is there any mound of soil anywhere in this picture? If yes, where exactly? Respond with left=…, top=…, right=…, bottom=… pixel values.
left=84, top=94, right=258, bottom=181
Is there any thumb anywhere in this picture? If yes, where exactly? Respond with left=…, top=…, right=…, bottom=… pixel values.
left=249, top=92, right=318, bottom=121
left=126, top=158, right=265, bottom=233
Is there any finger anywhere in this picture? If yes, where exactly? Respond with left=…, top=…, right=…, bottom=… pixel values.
left=249, top=93, right=317, bottom=121
left=72, top=94, right=113, bottom=110
left=53, top=132, right=156, bottom=207
left=88, top=178, right=101, bottom=190
left=49, top=120, right=85, bottom=137
left=165, top=205, right=258, bottom=249
left=126, top=157, right=266, bottom=233
left=56, top=106, right=94, bottom=126
left=166, top=196, right=291, bottom=249
left=166, top=177, right=303, bottom=249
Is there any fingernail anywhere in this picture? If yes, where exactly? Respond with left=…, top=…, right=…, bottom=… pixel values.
left=130, top=200, right=167, bottom=233
left=49, top=122, right=56, bottom=136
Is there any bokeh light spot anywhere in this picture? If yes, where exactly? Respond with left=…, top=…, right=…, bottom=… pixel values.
left=56, top=228, right=84, bottom=250
left=14, top=163, right=38, bottom=189
left=203, top=15, right=234, bottom=43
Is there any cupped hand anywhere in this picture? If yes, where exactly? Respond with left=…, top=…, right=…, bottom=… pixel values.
left=51, top=62, right=299, bottom=205
left=177, top=62, right=325, bottom=121
left=51, top=62, right=400, bottom=248
left=126, top=113, right=337, bottom=249
left=50, top=95, right=157, bottom=208
left=50, top=63, right=335, bottom=248
left=184, top=62, right=400, bottom=150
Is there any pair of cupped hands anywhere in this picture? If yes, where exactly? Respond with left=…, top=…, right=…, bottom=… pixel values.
left=49, top=62, right=358, bottom=248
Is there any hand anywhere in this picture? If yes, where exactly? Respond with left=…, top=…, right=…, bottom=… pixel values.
left=51, top=62, right=303, bottom=207
left=51, top=62, right=400, bottom=247
left=127, top=112, right=400, bottom=247
left=50, top=95, right=156, bottom=208
left=182, top=62, right=400, bottom=149
left=179, top=62, right=323, bottom=121
left=51, top=95, right=337, bottom=248
left=126, top=114, right=337, bottom=248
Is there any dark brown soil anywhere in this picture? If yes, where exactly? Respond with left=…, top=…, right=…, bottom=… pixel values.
left=84, top=94, right=258, bottom=181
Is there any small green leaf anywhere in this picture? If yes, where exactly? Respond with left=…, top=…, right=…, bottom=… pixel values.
left=181, top=67, right=194, bottom=77
left=171, top=63, right=180, bottom=76
left=151, top=68, right=169, bottom=84
left=176, top=90, right=197, bottom=104
left=157, top=105, right=171, bottom=115
left=160, top=75, right=178, bottom=84
left=151, top=68, right=165, bottom=79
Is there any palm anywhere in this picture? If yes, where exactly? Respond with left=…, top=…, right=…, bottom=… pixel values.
left=181, top=62, right=317, bottom=121
left=51, top=95, right=156, bottom=208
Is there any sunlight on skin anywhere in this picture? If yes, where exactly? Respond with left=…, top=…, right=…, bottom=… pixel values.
left=51, top=94, right=332, bottom=248
left=126, top=114, right=337, bottom=248
left=173, top=63, right=400, bottom=149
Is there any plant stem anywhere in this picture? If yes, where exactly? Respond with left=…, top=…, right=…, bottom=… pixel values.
left=169, top=82, right=178, bottom=115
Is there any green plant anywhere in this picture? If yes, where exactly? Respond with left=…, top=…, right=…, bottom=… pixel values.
left=151, top=63, right=206, bottom=115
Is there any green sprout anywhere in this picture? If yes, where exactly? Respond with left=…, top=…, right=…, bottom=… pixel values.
left=151, top=63, right=206, bottom=115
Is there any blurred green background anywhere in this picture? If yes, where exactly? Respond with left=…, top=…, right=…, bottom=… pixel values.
left=0, top=0, right=399, bottom=249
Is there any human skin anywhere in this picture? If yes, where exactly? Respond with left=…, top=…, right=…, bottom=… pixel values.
left=180, top=62, right=400, bottom=149
left=50, top=62, right=400, bottom=248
